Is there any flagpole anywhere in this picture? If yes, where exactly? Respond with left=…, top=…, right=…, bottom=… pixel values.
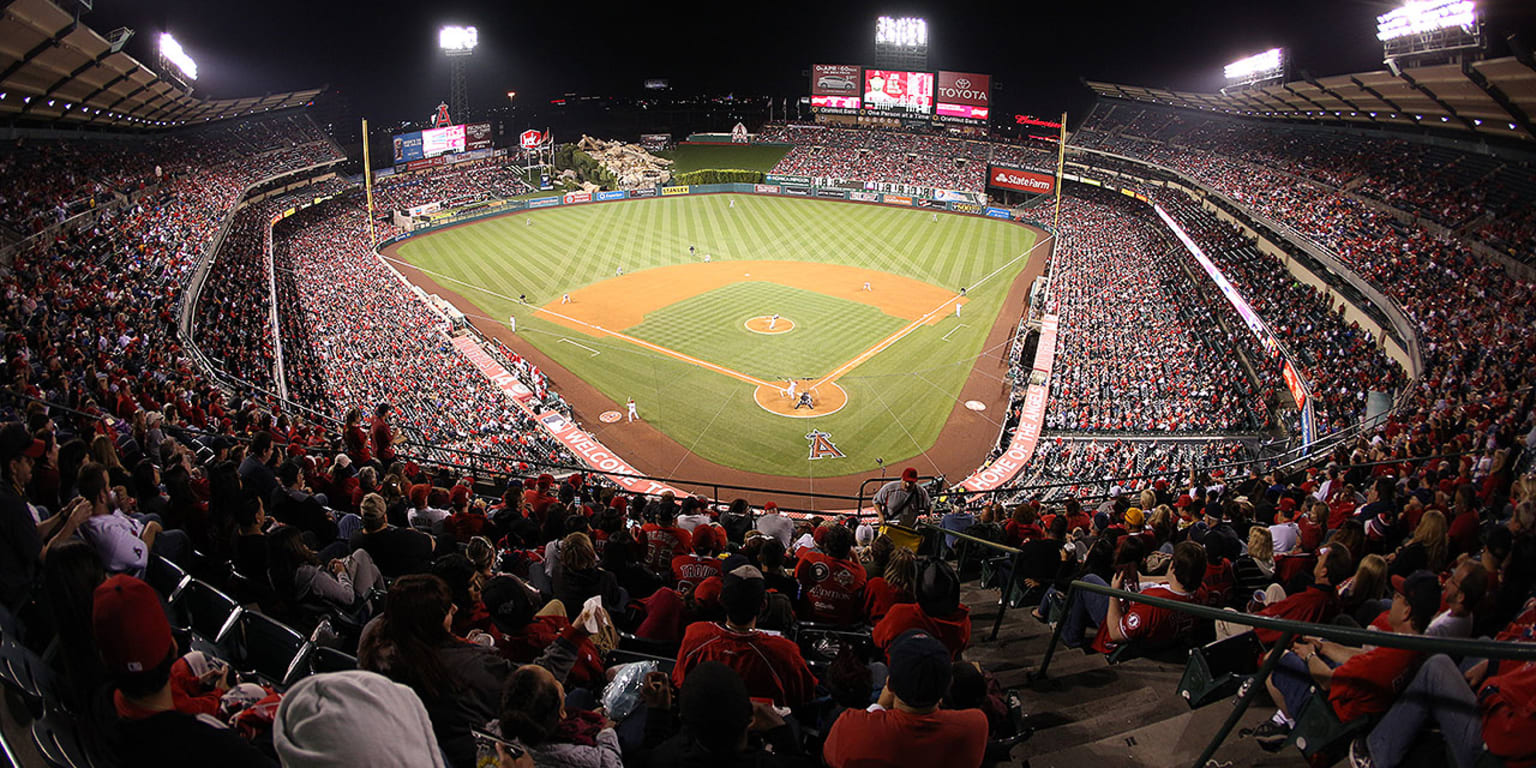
left=362, top=117, right=377, bottom=246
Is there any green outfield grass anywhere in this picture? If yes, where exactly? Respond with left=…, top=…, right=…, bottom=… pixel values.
left=660, top=143, right=791, bottom=174
left=626, top=282, right=906, bottom=381
left=394, top=194, right=1038, bottom=477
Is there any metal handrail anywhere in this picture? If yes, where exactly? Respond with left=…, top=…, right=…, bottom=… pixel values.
left=1035, top=578, right=1536, bottom=768
left=915, top=522, right=1024, bottom=641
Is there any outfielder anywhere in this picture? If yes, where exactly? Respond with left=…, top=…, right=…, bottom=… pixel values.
left=704, top=253, right=711, bottom=263
left=627, top=397, right=638, bottom=422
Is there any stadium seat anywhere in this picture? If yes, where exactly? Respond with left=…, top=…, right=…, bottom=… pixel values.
left=145, top=555, right=190, bottom=603
left=308, top=647, right=359, bottom=675
left=0, top=639, right=56, bottom=719
left=171, top=580, right=242, bottom=647
left=1176, top=631, right=1264, bottom=708
left=30, top=708, right=109, bottom=768
left=225, top=612, right=311, bottom=688
left=1284, top=689, right=1373, bottom=761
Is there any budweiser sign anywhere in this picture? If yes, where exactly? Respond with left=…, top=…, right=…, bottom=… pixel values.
left=936, top=71, right=991, bottom=107
left=988, top=166, right=1054, bottom=194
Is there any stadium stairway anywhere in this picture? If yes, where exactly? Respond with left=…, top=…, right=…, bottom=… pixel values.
left=960, top=582, right=1309, bottom=767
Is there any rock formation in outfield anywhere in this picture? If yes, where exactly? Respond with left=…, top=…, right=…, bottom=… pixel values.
left=576, top=135, right=672, bottom=188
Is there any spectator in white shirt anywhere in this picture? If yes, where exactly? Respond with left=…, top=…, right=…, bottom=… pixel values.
left=1268, top=499, right=1301, bottom=555
left=75, top=461, right=188, bottom=575
left=755, top=502, right=795, bottom=547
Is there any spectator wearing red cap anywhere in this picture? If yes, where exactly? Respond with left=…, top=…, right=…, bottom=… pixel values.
left=1254, top=570, right=1441, bottom=751
left=92, top=574, right=275, bottom=767
left=341, top=407, right=373, bottom=467
left=522, top=474, right=558, bottom=524
left=873, top=468, right=932, bottom=527
left=755, top=501, right=794, bottom=547
left=824, top=629, right=988, bottom=768
left=407, top=484, right=450, bottom=534
left=674, top=565, right=818, bottom=707
left=671, top=525, right=724, bottom=594
left=795, top=523, right=868, bottom=625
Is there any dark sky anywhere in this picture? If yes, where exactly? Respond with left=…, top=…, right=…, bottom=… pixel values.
left=88, top=0, right=1536, bottom=127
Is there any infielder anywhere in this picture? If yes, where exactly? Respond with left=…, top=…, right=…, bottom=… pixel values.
left=562, top=293, right=571, bottom=304
left=627, top=397, right=638, bottom=422
left=704, top=253, right=711, bottom=263
left=862, top=281, right=871, bottom=291
left=689, top=245, right=695, bottom=257
left=769, top=313, right=780, bottom=330
left=616, top=266, right=623, bottom=276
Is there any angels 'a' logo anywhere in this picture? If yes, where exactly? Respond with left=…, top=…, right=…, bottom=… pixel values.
left=805, top=430, right=845, bottom=460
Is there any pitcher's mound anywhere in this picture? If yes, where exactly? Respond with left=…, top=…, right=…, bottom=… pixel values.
left=745, top=316, right=795, bottom=335
left=753, top=381, right=848, bottom=418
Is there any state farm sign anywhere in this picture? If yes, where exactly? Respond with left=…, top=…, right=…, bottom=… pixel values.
left=988, top=166, right=1055, bottom=194
left=936, top=71, right=991, bottom=107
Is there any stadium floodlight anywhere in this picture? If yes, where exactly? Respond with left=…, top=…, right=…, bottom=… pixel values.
left=1377, top=0, right=1482, bottom=67
left=158, top=33, right=197, bottom=80
left=1223, top=47, right=1286, bottom=90
left=439, top=25, right=478, bottom=55
left=875, top=16, right=927, bottom=48
left=1377, top=0, right=1476, bottom=41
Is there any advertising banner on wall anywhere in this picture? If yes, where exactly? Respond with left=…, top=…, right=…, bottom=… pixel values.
left=987, top=166, right=1055, bottom=194
left=754, top=184, right=781, bottom=194
left=811, top=64, right=862, bottom=96
left=595, top=190, right=627, bottom=201
left=766, top=174, right=812, bottom=186
left=935, top=71, right=991, bottom=121
left=629, top=187, right=657, bottom=198
left=985, top=207, right=1012, bottom=219
left=393, top=132, right=424, bottom=164
left=563, top=191, right=592, bottom=204
left=528, top=196, right=561, bottom=209
left=958, top=314, right=1058, bottom=492
left=465, top=122, right=493, bottom=151
left=661, top=185, right=690, bottom=196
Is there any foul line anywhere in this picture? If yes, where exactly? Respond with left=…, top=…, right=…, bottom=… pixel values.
left=558, top=338, right=601, bottom=356
left=941, top=323, right=970, bottom=342
left=809, top=234, right=1054, bottom=391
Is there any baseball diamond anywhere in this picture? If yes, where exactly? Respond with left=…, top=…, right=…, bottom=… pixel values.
left=389, top=193, right=1044, bottom=485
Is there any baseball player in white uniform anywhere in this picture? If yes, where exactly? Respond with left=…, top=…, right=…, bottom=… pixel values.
left=627, top=397, right=638, bottom=422
left=785, top=379, right=797, bottom=400
left=863, top=281, right=871, bottom=291
left=769, top=313, right=779, bottom=330
left=704, top=253, right=711, bottom=263
left=562, top=293, right=571, bottom=304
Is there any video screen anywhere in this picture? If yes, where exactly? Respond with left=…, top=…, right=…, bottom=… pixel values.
left=420, top=125, right=466, bottom=158
left=861, top=69, right=933, bottom=116
left=812, top=64, right=862, bottom=97
left=812, top=95, right=860, bottom=109
left=935, top=71, right=991, bottom=122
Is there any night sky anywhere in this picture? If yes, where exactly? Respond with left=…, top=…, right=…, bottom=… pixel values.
left=87, top=0, right=1536, bottom=128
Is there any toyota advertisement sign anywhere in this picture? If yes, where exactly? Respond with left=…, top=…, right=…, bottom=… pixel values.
left=936, top=71, right=991, bottom=121
left=987, top=166, right=1055, bottom=194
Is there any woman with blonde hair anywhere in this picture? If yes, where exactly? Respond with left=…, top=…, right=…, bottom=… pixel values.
left=1340, top=553, right=1389, bottom=625
left=1234, top=526, right=1276, bottom=594
left=551, top=532, right=622, bottom=614
left=1388, top=508, right=1448, bottom=577
left=863, top=545, right=917, bottom=622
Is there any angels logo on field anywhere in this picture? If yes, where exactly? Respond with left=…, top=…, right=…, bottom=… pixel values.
left=805, top=430, right=845, bottom=460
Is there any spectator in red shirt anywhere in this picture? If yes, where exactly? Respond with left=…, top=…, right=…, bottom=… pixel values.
left=1254, top=570, right=1440, bottom=751
left=1090, top=540, right=1206, bottom=654
left=875, top=558, right=971, bottom=660
left=824, top=629, right=989, bottom=768
left=794, top=524, right=867, bottom=625
left=1003, top=504, right=1044, bottom=547
left=521, top=475, right=558, bottom=525
left=671, top=525, right=724, bottom=594
left=646, top=504, right=693, bottom=578
left=342, top=407, right=372, bottom=467
left=863, top=546, right=916, bottom=622
left=368, top=403, right=400, bottom=466
left=1218, top=544, right=1352, bottom=645
left=673, top=564, right=818, bottom=707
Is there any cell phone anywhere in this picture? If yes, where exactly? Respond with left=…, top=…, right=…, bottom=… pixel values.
left=471, top=729, right=525, bottom=759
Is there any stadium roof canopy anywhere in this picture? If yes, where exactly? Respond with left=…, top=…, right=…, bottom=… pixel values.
left=0, top=0, right=320, bottom=130
left=1087, top=56, right=1536, bottom=145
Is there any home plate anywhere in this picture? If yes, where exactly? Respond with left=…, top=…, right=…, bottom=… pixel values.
left=964, top=400, right=987, bottom=411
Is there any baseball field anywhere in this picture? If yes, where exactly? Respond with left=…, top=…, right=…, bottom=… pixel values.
left=387, top=193, right=1043, bottom=486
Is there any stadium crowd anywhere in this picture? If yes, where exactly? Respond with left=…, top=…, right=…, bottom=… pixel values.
left=759, top=123, right=1057, bottom=194
left=1046, top=185, right=1266, bottom=433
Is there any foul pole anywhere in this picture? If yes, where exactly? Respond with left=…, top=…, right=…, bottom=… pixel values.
left=1052, top=111, right=1066, bottom=236
left=361, top=118, right=377, bottom=245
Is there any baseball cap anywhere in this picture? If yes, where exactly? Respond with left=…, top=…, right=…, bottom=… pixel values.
left=93, top=575, right=175, bottom=675
left=482, top=575, right=534, bottom=635
left=901, top=467, right=919, bottom=482
left=1392, top=571, right=1442, bottom=628
left=0, top=422, right=45, bottom=463
left=763, top=501, right=778, bottom=512
left=887, top=629, right=953, bottom=708
left=449, top=485, right=470, bottom=507
left=1174, top=494, right=1193, bottom=508
left=692, top=525, right=718, bottom=551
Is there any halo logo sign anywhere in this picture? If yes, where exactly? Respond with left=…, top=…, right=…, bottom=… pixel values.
left=805, top=430, right=846, bottom=460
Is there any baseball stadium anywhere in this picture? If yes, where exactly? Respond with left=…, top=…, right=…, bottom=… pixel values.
left=1, top=2, right=1535, bottom=768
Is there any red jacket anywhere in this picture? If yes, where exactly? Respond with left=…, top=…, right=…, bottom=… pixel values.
left=1254, top=585, right=1340, bottom=646
left=673, top=622, right=818, bottom=707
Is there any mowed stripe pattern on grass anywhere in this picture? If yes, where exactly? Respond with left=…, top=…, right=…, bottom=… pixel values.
left=626, top=282, right=906, bottom=381
left=396, top=195, right=1038, bottom=476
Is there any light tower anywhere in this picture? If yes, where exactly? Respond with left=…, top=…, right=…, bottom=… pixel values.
left=439, top=25, right=477, bottom=123
left=873, top=16, right=928, bottom=71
